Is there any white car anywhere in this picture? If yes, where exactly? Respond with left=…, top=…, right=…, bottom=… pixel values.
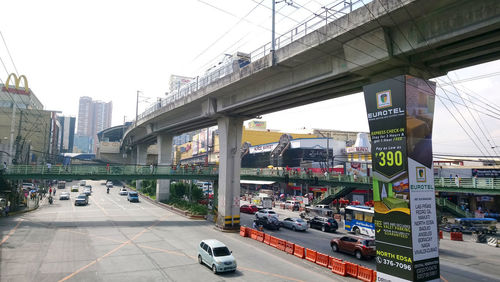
left=197, top=239, right=236, bottom=274
left=106, top=181, right=113, bottom=188
left=119, top=188, right=128, bottom=195
left=59, top=191, right=70, bottom=200
left=255, top=209, right=278, bottom=219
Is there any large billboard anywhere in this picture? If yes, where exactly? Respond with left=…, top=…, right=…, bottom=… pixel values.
left=364, top=75, right=439, bottom=282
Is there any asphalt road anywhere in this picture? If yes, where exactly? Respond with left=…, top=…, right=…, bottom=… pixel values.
left=0, top=180, right=354, bottom=282
left=240, top=210, right=500, bottom=282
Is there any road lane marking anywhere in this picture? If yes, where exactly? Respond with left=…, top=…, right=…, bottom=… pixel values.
left=58, top=215, right=168, bottom=282
left=441, top=275, right=449, bottom=282
left=0, top=219, right=23, bottom=246
left=90, top=196, right=109, bottom=216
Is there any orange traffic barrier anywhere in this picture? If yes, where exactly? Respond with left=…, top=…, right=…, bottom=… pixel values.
left=451, top=231, right=463, bottom=241
left=372, top=271, right=377, bottom=282
left=270, top=236, right=279, bottom=248
left=328, top=256, right=342, bottom=269
left=256, top=231, right=264, bottom=242
left=294, top=244, right=305, bottom=259
left=263, top=233, right=271, bottom=245
left=250, top=229, right=258, bottom=240
left=357, top=266, right=374, bottom=282
left=439, top=230, right=443, bottom=239
left=239, top=226, right=246, bottom=237
left=285, top=241, right=295, bottom=254
left=345, top=261, right=358, bottom=277
left=315, top=252, right=329, bottom=267
left=305, top=248, right=317, bottom=263
left=331, top=260, right=346, bottom=276
left=277, top=239, right=286, bottom=251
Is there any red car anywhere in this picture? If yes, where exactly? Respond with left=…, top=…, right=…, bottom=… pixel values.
left=330, top=235, right=376, bottom=260
left=240, top=204, right=258, bottom=214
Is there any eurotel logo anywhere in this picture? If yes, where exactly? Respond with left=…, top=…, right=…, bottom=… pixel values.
left=376, top=90, right=392, bottom=109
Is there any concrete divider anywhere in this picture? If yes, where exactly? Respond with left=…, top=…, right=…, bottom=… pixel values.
left=345, top=261, right=358, bottom=277
left=450, top=231, right=463, bottom=241
left=305, top=248, right=317, bottom=263
left=487, top=236, right=498, bottom=247
left=315, top=253, right=329, bottom=267
left=357, top=266, right=374, bottom=282
left=294, top=244, right=305, bottom=259
left=285, top=241, right=295, bottom=254
left=331, top=260, right=346, bottom=276
left=277, top=238, right=286, bottom=251
left=263, top=233, right=271, bottom=245
left=239, top=226, right=246, bottom=237
left=270, top=236, right=279, bottom=248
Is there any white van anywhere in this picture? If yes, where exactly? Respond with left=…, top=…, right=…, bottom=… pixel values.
left=80, top=180, right=86, bottom=186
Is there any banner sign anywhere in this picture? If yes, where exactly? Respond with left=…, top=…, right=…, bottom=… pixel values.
left=364, top=75, right=439, bottom=282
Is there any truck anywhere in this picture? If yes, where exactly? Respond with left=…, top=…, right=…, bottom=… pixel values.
left=57, top=181, right=66, bottom=189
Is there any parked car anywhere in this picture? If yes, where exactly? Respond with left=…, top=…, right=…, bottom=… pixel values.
left=330, top=235, right=376, bottom=260
left=255, top=209, right=278, bottom=219
left=309, top=216, right=338, bottom=232
left=127, top=191, right=139, bottom=202
left=74, top=194, right=88, bottom=206
left=83, top=187, right=92, bottom=196
left=119, top=188, right=128, bottom=195
left=254, top=216, right=281, bottom=231
left=240, top=204, right=258, bottom=214
left=59, top=191, right=70, bottom=200
left=282, top=217, right=308, bottom=231
left=71, top=185, right=79, bottom=192
left=197, top=239, right=237, bottom=274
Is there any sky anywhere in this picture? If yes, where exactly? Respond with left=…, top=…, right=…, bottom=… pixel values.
left=0, top=0, right=499, bottom=156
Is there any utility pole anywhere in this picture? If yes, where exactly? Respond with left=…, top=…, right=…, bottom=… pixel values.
left=271, top=0, right=276, bottom=66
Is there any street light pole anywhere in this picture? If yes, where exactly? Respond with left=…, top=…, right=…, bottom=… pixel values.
left=271, top=0, right=276, bottom=66
left=136, top=90, right=139, bottom=125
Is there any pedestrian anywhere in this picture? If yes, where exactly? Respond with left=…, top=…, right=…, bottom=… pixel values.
left=53, top=187, right=57, bottom=196
left=455, top=175, right=459, bottom=187
left=150, top=164, right=154, bottom=174
left=49, top=187, right=52, bottom=195
left=106, top=163, right=110, bottom=173
left=47, top=162, right=52, bottom=172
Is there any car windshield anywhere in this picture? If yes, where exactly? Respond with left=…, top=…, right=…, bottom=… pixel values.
left=267, top=211, right=276, bottom=214
left=295, top=218, right=305, bottom=223
left=364, top=240, right=376, bottom=247
left=129, top=192, right=138, bottom=196
left=213, top=247, right=231, bottom=257
left=327, top=219, right=336, bottom=223
left=77, top=196, right=86, bottom=199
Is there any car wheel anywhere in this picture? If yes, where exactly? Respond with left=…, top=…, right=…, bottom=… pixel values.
left=212, top=264, right=217, bottom=274
left=354, top=227, right=360, bottom=235
left=292, top=226, right=296, bottom=231
left=355, top=250, right=363, bottom=260
left=198, top=255, right=203, bottom=264
left=321, top=226, right=326, bottom=232
left=331, top=243, right=339, bottom=252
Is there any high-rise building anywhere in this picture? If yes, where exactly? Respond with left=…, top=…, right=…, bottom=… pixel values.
left=76, top=96, right=112, bottom=153
left=57, top=116, right=75, bottom=153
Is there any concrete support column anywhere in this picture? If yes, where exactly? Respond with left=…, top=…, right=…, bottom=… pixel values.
left=216, top=116, right=243, bottom=229
left=156, top=133, right=173, bottom=202
left=135, top=143, right=148, bottom=191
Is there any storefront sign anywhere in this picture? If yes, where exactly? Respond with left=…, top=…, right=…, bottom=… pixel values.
left=364, top=75, right=439, bottom=282
left=249, top=143, right=277, bottom=154
left=472, top=169, right=500, bottom=178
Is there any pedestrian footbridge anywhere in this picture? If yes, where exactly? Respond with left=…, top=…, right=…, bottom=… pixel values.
left=3, top=165, right=499, bottom=195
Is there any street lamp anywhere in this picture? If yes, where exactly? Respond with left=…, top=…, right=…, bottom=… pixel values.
left=271, top=0, right=295, bottom=66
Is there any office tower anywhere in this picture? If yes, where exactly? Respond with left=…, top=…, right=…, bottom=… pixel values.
left=57, top=116, right=76, bottom=153
left=76, top=96, right=112, bottom=153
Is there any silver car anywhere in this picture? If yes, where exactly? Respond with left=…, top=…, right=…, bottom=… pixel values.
left=59, top=191, right=70, bottom=200
left=282, top=217, right=308, bottom=231
left=197, top=239, right=236, bottom=274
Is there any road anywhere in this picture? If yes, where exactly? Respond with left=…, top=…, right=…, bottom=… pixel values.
left=0, top=180, right=353, bottom=282
left=240, top=207, right=500, bottom=282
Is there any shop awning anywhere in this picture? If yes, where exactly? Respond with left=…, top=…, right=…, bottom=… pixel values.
left=240, top=180, right=276, bottom=185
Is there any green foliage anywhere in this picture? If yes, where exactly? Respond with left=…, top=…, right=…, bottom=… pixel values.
left=190, top=184, right=203, bottom=202
left=170, top=182, right=188, bottom=199
left=165, top=198, right=207, bottom=215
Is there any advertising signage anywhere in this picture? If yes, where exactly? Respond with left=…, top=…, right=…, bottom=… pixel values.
left=364, top=75, right=440, bottom=282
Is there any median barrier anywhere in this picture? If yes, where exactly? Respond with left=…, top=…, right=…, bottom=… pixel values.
left=472, top=232, right=487, bottom=243
left=450, top=231, right=463, bottom=241
left=294, top=244, right=305, bottom=259
left=250, top=229, right=258, bottom=240
left=270, top=236, right=279, bottom=248
left=277, top=238, right=286, bottom=251
left=331, top=260, right=346, bottom=276
left=345, top=261, right=358, bottom=277
left=328, top=256, right=342, bottom=269
left=256, top=231, right=264, bottom=242
left=285, top=241, right=295, bottom=254
left=239, top=226, right=246, bottom=237
left=315, top=252, right=329, bottom=267
left=305, top=248, right=317, bottom=263
left=487, top=236, right=498, bottom=247
left=263, top=233, right=271, bottom=245
left=357, top=266, right=374, bottom=282
left=439, top=230, right=443, bottom=239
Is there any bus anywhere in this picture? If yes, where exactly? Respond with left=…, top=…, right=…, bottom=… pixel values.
left=344, top=205, right=375, bottom=237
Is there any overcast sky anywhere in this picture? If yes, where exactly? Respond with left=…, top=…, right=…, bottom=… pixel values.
left=0, top=0, right=499, bottom=156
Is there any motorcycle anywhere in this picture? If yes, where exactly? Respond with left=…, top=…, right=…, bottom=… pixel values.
left=48, top=196, right=53, bottom=205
